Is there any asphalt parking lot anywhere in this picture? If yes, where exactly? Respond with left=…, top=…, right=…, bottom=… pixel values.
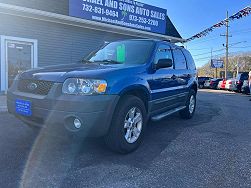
left=0, top=90, right=251, bottom=188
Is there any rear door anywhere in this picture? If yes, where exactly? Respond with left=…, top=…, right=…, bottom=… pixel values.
left=171, top=48, right=190, bottom=103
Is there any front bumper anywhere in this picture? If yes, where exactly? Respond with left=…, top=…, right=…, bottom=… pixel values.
left=7, top=82, right=119, bottom=137
left=226, top=85, right=237, bottom=91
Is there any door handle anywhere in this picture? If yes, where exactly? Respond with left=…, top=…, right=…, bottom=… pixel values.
left=171, top=75, right=177, bottom=80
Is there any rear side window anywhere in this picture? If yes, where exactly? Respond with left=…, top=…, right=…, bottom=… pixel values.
left=237, top=73, right=248, bottom=80
left=172, top=49, right=187, bottom=70
left=198, top=77, right=204, bottom=82
left=198, top=77, right=211, bottom=81
left=182, top=50, right=196, bottom=70
left=241, top=73, right=249, bottom=80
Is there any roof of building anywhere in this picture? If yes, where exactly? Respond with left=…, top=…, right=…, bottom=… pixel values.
left=165, top=16, right=182, bottom=39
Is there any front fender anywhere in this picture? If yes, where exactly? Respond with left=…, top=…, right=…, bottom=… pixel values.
left=108, top=77, right=151, bottom=99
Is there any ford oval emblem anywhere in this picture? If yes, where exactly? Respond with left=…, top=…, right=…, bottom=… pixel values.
left=27, top=83, right=38, bottom=91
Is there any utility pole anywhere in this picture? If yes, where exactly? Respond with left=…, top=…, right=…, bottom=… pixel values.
left=211, top=48, right=213, bottom=77
left=236, top=61, right=239, bottom=77
left=236, top=56, right=240, bottom=77
left=221, top=11, right=231, bottom=79
left=225, top=11, right=229, bottom=80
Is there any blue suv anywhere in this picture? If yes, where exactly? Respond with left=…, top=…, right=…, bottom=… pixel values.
left=7, top=39, right=197, bottom=153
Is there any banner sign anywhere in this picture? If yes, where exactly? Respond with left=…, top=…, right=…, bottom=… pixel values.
left=211, top=59, right=224, bottom=68
left=69, top=0, right=167, bottom=34
left=186, top=6, right=251, bottom=42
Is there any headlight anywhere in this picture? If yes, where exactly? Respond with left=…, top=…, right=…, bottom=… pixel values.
left=62, top=78, right=107, bottom=95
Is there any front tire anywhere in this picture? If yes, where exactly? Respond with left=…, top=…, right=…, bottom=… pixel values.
left=104, top=95, right=147, bottom=154
left=180, top=90, right=196, bottom=119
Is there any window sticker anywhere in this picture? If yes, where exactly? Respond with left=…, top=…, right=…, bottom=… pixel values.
left=116, top=44, right=126, bottom=63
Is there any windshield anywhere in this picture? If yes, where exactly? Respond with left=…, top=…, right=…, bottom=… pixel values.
left=85, top=40, right=155, bottom=65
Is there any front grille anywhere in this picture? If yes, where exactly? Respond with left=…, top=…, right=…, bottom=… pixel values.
left=18, top=79, right=54, bottom=95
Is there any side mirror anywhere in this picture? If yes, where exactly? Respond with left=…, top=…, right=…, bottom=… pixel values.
left=156, top=58, right=173, bottom=70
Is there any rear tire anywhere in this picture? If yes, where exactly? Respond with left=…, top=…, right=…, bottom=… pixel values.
left=104, top=95, right=147, bottom=154
left=180, top=90, right=196, bottom=119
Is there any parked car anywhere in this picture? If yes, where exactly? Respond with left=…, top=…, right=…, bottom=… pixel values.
left=218, top=79, right=226, bottom=90
left=236, top=72, right=249, bottom=93
left=204, top=79, right=211, bottom=89
left=217, top=81, right=223, bottom=89
left=241, top=80, right=250, bottom=95
left=7, top=39, right=198, bottom=153
left=225, top=79, right=237, bottom=91
left=210, top=78, right=223, bottom=89
left=198, top=77, right=212, bottom=89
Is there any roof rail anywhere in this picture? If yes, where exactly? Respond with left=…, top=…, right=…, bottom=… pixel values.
left=162, top=39, right=171, bottom=42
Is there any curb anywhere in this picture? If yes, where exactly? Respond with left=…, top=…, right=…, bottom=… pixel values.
left=0, top=107, right=7, bottom=112
left=0, top=95, right=7, bottom=112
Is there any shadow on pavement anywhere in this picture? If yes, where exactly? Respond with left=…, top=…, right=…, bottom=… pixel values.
left=19, top=99, right=221, bottom=188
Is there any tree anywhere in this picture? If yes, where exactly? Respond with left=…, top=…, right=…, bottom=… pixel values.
left=197, top=52, right=251, bottom=77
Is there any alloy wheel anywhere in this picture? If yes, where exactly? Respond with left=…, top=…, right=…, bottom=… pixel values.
left=124, top=107, right=143, bottom=144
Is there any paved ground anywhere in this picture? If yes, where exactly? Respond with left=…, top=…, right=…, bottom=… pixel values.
left=0, top=90, right=251, bottom=188
left=0, top=95, right=7, bottom=112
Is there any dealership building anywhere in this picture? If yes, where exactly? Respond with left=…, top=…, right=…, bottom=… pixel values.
left=0, top=0, right=183, bottom=93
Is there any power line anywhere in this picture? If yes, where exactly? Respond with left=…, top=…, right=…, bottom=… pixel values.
left=187, top=47, right=213, bottom=51
left=192, top=42, right=247, bottom=57
left=194, top=50, right=251, bottom=61
left=187, top=36, right=222, bottom=45
left=229, top=41, right=247, bottom=47
left=192, top=41, right=248, bottom=58
left=230, top=45, right=251, bottom=49
left=194, top=52, right=226, bottom=61
left=188, top=39, right=250, bottom=51
left=230, top=28, right=251, bottom=34
left=192, top=48, right=225, bottom=57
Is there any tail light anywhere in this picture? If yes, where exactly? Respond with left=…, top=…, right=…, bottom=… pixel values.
left=229, top=81, right=232, bottom=84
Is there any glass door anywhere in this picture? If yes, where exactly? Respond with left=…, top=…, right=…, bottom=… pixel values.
left=6, top=40, right=34, bottom=88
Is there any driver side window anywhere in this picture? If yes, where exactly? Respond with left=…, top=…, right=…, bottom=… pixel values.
left=154, top=44, right=173, bottom=69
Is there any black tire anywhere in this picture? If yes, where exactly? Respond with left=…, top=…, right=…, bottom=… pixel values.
left=104, top=95, right=147, bottom=154
left=199, top=84, right=204, bottom=89
left=180, top=90, right=196, bottom=119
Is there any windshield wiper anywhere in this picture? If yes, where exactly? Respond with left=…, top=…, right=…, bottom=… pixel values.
left=94, top=59, right=122, bottom=65
left=80, top=59, right=94, bottom=64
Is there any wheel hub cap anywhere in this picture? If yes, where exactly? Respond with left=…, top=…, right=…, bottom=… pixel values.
left=124, top=107, right=143, bottom=144
left=189, top=95, right=195, bottom=114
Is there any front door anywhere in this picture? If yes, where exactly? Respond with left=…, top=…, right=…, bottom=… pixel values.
left=6, top=41, right=34, bottom=87
left=149, top=44, right=179, bottom=114
left=1, top=36, right=38, bottom=92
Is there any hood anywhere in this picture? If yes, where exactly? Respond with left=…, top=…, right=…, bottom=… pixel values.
left=20, top=63, right=119, bottom=82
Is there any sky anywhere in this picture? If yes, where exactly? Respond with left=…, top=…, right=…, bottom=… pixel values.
left=140, top=0, right=251, bottom=67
